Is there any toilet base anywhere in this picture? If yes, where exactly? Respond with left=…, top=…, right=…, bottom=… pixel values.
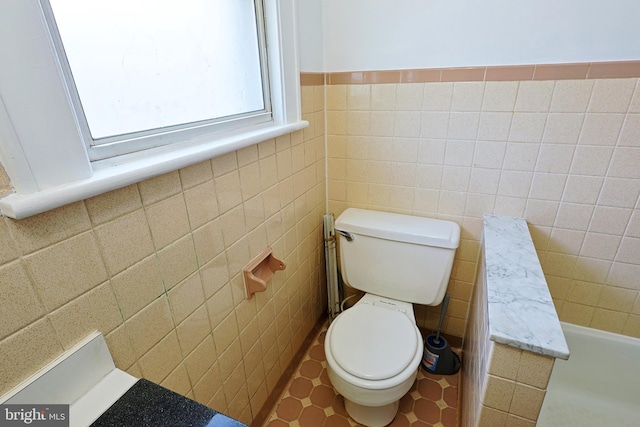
left=344, top=398, right=399, bottom=427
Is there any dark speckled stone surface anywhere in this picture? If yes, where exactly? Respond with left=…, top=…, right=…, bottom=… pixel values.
left=90, top=379, right=247, bottom=427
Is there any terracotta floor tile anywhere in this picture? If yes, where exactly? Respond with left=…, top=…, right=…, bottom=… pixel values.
left=299, top=406, right=326, bottom=427
left=388, top=414, right=411, bottom=427
left=417, top=378, right=443, bottom=401
left=319, top=368, right=331, bottom=386
left=413, top=399, right=441, bottom=424
left=289, top=377, right=314, bottom=399
left=443, top=386, right=458, bottom=408
left=441, top=407, right=458, bottom=427
left=309, top=344, right=325, bottom=361
left=264, top=322, right=460, bottom=427
left=275, top=396, right=303, bottom=421
left=299, top=359, right=323, bottom=379
left=309, top=384, right=337, bottom=407
left=323, top=414, right=352, bottom=427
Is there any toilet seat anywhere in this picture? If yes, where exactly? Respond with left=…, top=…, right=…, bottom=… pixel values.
left=329, top=303, right=418, bottom=381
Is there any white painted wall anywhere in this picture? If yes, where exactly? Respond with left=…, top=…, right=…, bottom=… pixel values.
left=297, top=0, right=324, bottom=71
left=312, top=0, right=640, bottom=72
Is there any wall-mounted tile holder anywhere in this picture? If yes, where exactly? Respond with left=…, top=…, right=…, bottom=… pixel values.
left=243, top=246, right=286, bottom=299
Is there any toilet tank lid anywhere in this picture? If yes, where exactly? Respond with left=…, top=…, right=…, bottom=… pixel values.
left=335, top=208, right=460, bottom=249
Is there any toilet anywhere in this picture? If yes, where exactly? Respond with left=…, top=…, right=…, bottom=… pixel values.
left=325, top=208, right=460, bottom=427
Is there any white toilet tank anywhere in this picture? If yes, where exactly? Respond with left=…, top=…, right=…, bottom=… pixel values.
left=335, top=208, right=460, bottom=306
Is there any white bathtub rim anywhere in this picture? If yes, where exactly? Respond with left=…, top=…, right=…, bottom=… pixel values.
left=560, top=321, right=640, bottom=347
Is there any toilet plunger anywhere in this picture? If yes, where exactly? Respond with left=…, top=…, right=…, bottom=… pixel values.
left=421, top=292, right=461, bottom=375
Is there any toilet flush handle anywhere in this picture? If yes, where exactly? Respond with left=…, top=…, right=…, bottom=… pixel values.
left=336, top=230, right=354, bottom=242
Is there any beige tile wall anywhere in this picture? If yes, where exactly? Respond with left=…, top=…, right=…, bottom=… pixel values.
left=478, top=342, right=554, bottom=426
left=327, top=77, right=640, bottom=339
left=462, top=238, right=556, bottom=427
left=0, top=86, right=327, bottom=425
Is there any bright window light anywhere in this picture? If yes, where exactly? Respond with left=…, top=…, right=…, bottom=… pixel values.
left=47, top=0, right=270, bottom=155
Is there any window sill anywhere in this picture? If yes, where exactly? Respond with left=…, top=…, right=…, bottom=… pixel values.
left=0, top=121, right=308, bottom=219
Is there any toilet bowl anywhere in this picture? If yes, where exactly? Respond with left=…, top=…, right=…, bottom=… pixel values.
left=325, top=294, right=423, bottom=427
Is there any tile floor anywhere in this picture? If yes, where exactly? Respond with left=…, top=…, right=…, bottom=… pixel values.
left=264, top=323, right=460, bottom=427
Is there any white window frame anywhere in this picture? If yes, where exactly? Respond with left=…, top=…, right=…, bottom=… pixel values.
left=0, top=0, right=306, bottom=219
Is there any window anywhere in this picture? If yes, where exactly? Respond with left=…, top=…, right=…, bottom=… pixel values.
left=45, top=0, right=272, bottom=160
left=0, top=0, right=304, bottom=218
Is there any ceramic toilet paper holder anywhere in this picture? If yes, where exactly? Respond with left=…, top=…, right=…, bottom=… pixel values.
left=243, top=246, right=286, bottom=299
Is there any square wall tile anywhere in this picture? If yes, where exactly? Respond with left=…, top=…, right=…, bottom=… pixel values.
left=422, top=82, right=453, bottom=111
left=448, top=112, right=480, bottom=140
left=26, top=232, right=108, bottom=311
left=618, top=115, right=640, bottom=147
left=200, top=254, right=231, bottom=300
left=616, top=236, right=640, bottom=263
left=161, top=363, right=192, bottom=397
left=588, top=79, right=636, bottom=113
left=326, top=85, right=347, bottom=111
left=0, top=220, right=19, bottom=265
left=125, top=297, right=174, bottom=358
left=168, top=273, right=206, bottom=324
left=509, top=383, right=545, bottom=421
left=535, top=144, right=575, bottom=174
left=570, top=145, right=614, bottom=176
left=5, top=202, right=91, bottom=254
left=483, top=81, right=518, bottom=112
left=515, top=81, right=554, bottom=112
left=0, top=261, right=44, bottom=340
left=488, top=342, right=521, bottom=380
left=371, top=84, right=397, bottom=111
left=179, top=160, right=214, bottom=190
left=95, top=210, right=155, bottom=276
left=482, top=375, right=515, bottom=412
left=139, top=331, right=183, bottom=384
left=542, top=113, right=584, bottom=145
left=529, top=173, right=567, bottom=201
left=451, top=82, right=485, bottom=112
left=396, top=83, right=424, bottom=110
left=550, top=80, right=594, bottom=113
left=184, top=181, right=219, bottom=229
left=157, top=235, right=199, bottom=290
left=562, top=175, right=603, bottom=204
left=598, top=178, right=640, bottom=208
left=214, top=171, right=243, bottom=214
left=194, top=364, right=225, bottom=408
left=478, top=112, right=512, bottom=141
left=176, top=304, right=211, bottom=356
left=565, top=280, right=602, bottom=306
left=211, top=152, right=238, bottom=177
left=609, top=147, right=640, bottom=179
left=146, top=194, right=191, bottom=249
left=184, top=334, right=217, bottom=385
left=138, top=171, right=182, bottom=206
left=473, top=141, right=507, bottom=169
left=578, top=114, right=625, bottom=146
left=84, top=184, right=142, bottom=226
left=0, top=318, right=63, bottom=396
left=516, top=352, right=554, bottom=389
left=49, top=281, right=122, bottom=349
left=105, top=324, right=137, bottom=371
left=192, top=220, right=225, bottom=268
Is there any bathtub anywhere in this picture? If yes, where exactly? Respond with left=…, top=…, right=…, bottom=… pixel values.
left=537, top=322, right=640, bottom=427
